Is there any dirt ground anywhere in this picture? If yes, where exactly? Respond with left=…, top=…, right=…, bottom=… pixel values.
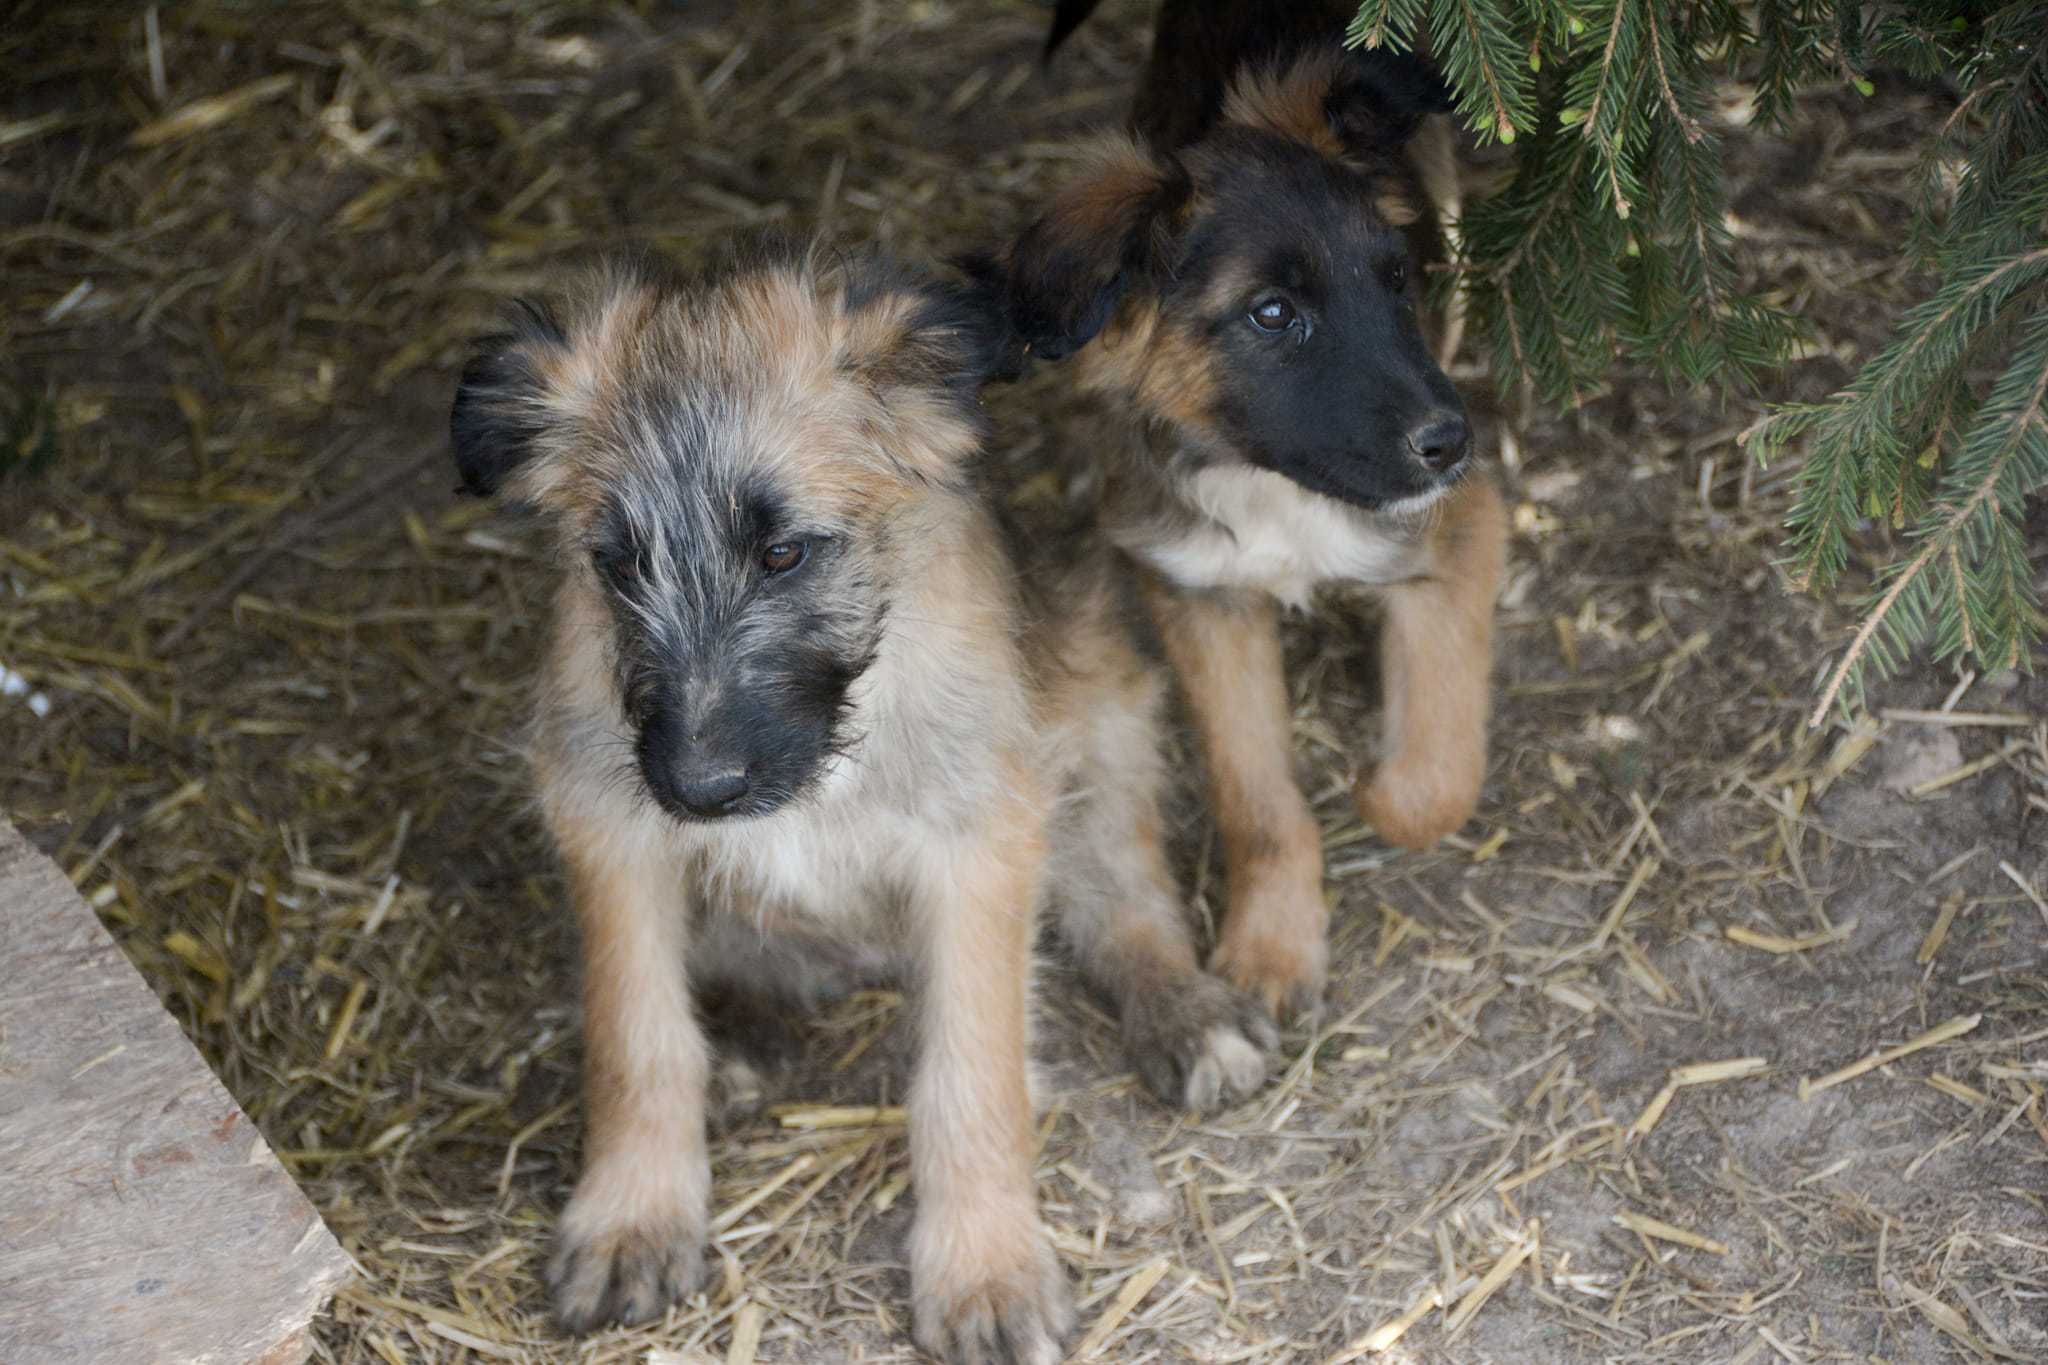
left=3, top=2, right=2044, bottom=1362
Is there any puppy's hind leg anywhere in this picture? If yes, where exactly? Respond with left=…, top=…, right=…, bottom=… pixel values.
left=690, top=905, right=896, bottom=1127
left=1050, top=648, right=1276, bottom=1113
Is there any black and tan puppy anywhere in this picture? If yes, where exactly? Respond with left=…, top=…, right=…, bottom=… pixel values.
left=449, top=242, right=1274, bottom=1361
left=1005, top=7, right=1509, bottom=1020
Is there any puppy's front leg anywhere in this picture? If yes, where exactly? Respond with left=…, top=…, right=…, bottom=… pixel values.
left=1146, top=579, right=1329, bottom=1021
left=1355, top=471, right=1508, bottom=848
left=546, top=803, right=711, bottom=1333
left=908, top=773, right=1072, bottom=1365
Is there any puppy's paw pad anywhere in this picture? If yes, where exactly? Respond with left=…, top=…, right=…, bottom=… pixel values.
left=1211, top=934, right=1327, bottom=1026
left=1355, top=765, right=1476, bottom=851
left=548, top=1209, right=706, bottom=1335
left=1123, top=974, right=1279, bottom=1112
left=1188, top=1023, right=1272, bottom=1108
left=913, top=1236, right=1073, bottom=1365
left=709, top=1057, right=769, bottom=1132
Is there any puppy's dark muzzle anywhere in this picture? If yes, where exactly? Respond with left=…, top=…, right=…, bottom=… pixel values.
left=1406, top=410, right=1471, bottom=479
left=638, top=719, right=759, bottom=821
left=670, top=761, right=750, bottom=818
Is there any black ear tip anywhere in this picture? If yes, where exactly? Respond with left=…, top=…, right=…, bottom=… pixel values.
left=1006, top=269, right=1122, bottom=365
left=449, top=342, right=545, bottom=499
left=1044, top=0, right=1100, bottom=60
left=946, top=251, right=1008, bottom=325
left=452, top=465, right=498, bottom=498
left=1338, top=48, right=1457, bottom=132
left=928, top=250, right=1030, bottom=384
left=974, top=324, right=1031, bottom=386
left=953, top=249, right=1003, bottom=290
left=446, top=293, right=570, bottom=500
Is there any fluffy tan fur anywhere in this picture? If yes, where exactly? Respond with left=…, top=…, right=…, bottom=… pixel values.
left=483, top=249, right=1274, bottom=1362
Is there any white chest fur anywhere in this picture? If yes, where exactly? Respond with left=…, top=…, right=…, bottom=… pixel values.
left=1132, top=464, right=1434, bottom=607
left=690, top=793, right=908, bottom=922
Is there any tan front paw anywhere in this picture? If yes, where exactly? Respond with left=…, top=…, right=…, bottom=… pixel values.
left=1354, top=754, right=1479, bottom=851
left=1211, top=928, right=1328, bottom=1024
left=1211, top=870, right=1329, bottom=1022
left=911, top=1221, right=1073, bottom=1365
left=549, top=1163, right=709, bottom=1334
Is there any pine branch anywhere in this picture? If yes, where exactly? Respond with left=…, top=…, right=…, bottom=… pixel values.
left=1581, top=1, right=1632, bottom=138
left=1810, top=537, right=1944, bottom=725
left=1850, top=248, right=2048, bottom=440
left=1810, top=307, right=2048, bottom=723
left=1643, top=3, right=1703, bottom=143
left=1346, top=0, right=1429, bottom=52
left=1751, top=0, right=1838, bottom=128
left=1428, top=0, right=1534, bottom=142
left=1766, top=245, right=2048, bottom=596
left=1946, top=544, right=1975, bottom=658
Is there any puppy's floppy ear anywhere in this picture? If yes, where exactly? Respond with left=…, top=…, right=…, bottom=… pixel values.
left=841, top=253, right=1011, bottom=403
left=1226, top=49, right=1451, bottom=227
left=836, top=252, right=1012, bottom=480
left=449, top=299, right=569, bottom=499
left=1325, top=48, right=1456, bottom=154
left=952, top=250, right=1030, bottom=383
left=1227, top=48, right=1452, bottom=159
left=450, top=259, right=665, bottom=506
left=1003, top=136, right=1187, bottom=362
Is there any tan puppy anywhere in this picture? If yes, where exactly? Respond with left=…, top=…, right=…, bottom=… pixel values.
left=449, top=242, right=1275, bottom=1362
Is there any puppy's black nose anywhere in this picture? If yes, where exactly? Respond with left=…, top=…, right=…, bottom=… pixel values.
left=674, top=764, right=750, bottom=818
left=1406, top=411, right=1471, bottom=474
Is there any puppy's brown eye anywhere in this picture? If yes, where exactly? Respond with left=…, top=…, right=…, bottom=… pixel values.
left=760, top=541, right=806, bottom=575
left=1386, top=261, right=1408, bottom=291
left=1248, top=298, right=1296, bottom=332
